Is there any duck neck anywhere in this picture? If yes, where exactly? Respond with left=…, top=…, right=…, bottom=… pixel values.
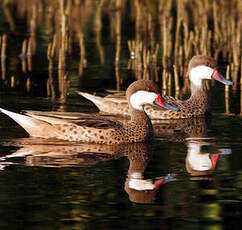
left=189, top=70, right=207, bottom=96
left=129, top=106, right=153, bottom=137
left=130, top=107, right=151, bottom=124
left=190, top=81, right=204, bottom=96
left=189, top=81, right=209, bottom=107
left=188, top=80, right=209, bottom=114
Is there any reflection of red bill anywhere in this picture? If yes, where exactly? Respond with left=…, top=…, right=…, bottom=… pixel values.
left=155, top=178, right=164, bottom=188
left=211, top=153, right=219, bottom=166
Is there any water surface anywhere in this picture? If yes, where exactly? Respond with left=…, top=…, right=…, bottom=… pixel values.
left=0, top=1, right=241, bottom=229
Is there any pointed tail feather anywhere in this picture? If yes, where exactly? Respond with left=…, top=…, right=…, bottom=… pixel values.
left=77, top=91, right=108, bottom=110
left=0, top=108, right=52, bottom=137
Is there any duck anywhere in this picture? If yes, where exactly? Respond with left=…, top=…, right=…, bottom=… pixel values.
left=77, top=55, right=233, bottom=119
left=0, top=80, right=178, bottom=144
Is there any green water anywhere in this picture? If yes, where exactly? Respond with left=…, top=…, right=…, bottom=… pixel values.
left=0, top=1, right=241, bottom=230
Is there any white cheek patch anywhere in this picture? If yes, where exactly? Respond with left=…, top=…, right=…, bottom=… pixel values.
left=190, top=65, right=214, bottom=87
left=130, top=91, right=157, bottom=110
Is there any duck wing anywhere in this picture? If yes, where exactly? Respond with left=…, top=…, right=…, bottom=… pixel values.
left=105, top=91, right=127, bottom=103
left=74, top=116, right=123, bottom=129
left=24, top=110, right=93, bottom=119
left=24, top=110, right=123, bottom=129
left=163, top=95, right=183, bottom=108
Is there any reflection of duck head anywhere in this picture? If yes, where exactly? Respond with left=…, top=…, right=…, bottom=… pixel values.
left=185, top=140, right=232, bottom=179
left=124, top=144, right=176, bottom=204
left=125, top=173, right=176, bottom=204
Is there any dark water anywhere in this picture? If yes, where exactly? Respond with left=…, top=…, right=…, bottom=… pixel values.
left=0, top=2, right=241, bottom=230
left=0, top=116, right=241, bottom=230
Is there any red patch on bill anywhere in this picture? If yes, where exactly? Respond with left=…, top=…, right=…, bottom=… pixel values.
left=156, top=94, right=165, bottom=107
left=212, top=70, right=221, bottom=80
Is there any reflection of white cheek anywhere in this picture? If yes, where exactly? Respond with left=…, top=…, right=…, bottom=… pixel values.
left=198, top=163, right=212, bottom=171
left=129, top=178, right=155, bottom=191
left=130, top=172, right=142, bottom=179
left=188, top=153, right=212, bottom=171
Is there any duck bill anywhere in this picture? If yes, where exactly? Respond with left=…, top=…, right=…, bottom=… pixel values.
left=162, top=102, right=180, bottom=111
left=154, top=94, right=179, bottom=111
left=212, top=70, right=233, bottom=85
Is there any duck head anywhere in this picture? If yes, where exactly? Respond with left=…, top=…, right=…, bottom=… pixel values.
left=188, top=55, right=233, bottom=88
left=126, top=80, right=179, bottom=111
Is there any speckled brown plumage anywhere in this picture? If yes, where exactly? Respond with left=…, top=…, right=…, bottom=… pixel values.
left=78, top=55, right=233, bottom=119
left=0, top=80, right=175, bottom=144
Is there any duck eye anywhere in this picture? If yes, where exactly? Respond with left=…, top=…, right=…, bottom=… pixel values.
left=206, top=62, right=211, bottom=67
left=147, top=87, right=152, bottom=92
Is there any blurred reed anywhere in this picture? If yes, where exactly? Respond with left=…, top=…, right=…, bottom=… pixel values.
left=47, top=34, right=57, bottom=100
left=225, top=65, right=231, bottom=115
left=0, top=34, right=6, bottom=80
left=0, top=0, right=240, bottom=113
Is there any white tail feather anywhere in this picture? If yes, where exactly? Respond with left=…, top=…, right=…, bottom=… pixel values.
left=77, top=91, right=104, bottom=106
left=0, top=108, right=53, bottom=137
left=0, top=108, right=38, bottom=128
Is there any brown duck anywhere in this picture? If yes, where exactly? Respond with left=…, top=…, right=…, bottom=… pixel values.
left=0, top=80, right=178, bottom=144
left=78, top=55, right=233, bottom=119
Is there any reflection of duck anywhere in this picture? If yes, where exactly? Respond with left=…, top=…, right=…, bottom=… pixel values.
left=0, top=139, right=149, bottom=168
left=124, top=144, right=176, bottom=204
left=0, top=80, right=178, bottom=144
left=0, top=138, right=124, bottom=167
left=153, top=117, right=210, bottom=140
left=78, top=55, right=233, bottom=119
left=0, top=139, right=176, bottom=203
left=186, top=140, right=232, bottom=179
